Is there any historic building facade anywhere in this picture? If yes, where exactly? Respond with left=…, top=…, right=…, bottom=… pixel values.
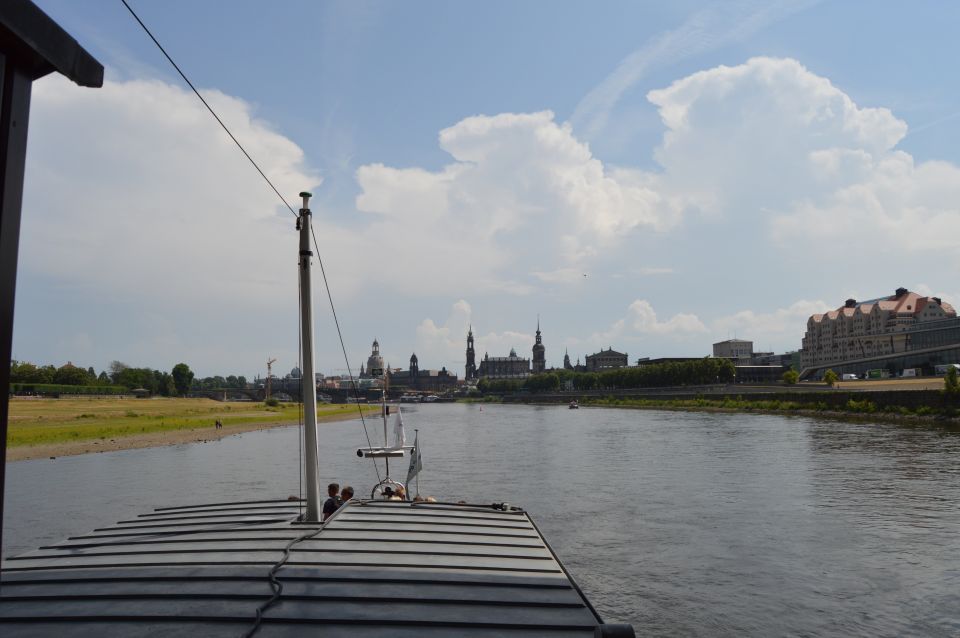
left=388, top=353, right=458, bottom=392
left=468, top=321, right=546, bottom=379
left=477, top=349, right=531, bottom=378
left=585, top=347, right=628, bottom=371
left=800, top=287, right=960, bottom=377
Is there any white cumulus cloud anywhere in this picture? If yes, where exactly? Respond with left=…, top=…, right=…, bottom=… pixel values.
left=353, top=110, right=671, bottom=296
left=712, top=299, right=831, bottom=348
left=20, top=75, right=321, bottom=373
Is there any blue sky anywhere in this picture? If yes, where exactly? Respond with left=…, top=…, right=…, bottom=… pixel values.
left=14, top=0, right=960, bottom=378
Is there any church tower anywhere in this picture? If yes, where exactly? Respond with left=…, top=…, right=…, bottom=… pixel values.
left=532, top=318, right=546, bottom=373
left=465, top=326, right=477, bottom=380
left=409, top=353, right=419, bottom=388
left=563, top=348, right=572, bottom=370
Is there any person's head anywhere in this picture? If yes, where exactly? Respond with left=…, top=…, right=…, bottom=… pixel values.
left=341, top=486, right=354, bottom=500
left=328, top=483, right=339, bottom=497
left=382, top=486, right=394, bottom=497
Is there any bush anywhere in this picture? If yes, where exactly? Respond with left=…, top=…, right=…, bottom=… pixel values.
left=944, top=366, right=960, bottom=394
left=845, top=399, right=876, bottom=413
left=264, top=398, right=280, bottom=407
left=823, top=369, right=839, bottom=387
left=782, top=370, right=799, bottom=385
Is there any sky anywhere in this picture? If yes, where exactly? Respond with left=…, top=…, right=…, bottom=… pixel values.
left=13, top=0, right=960, bottom=379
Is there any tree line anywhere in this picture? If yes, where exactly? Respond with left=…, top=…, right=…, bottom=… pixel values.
left=9, top=360, right=248, bottom=396
left=477, top=357, right=737, bottom=393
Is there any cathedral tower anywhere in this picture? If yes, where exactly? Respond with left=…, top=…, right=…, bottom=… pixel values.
left=532, top=318, right=546, bottom=373
left=465, top=325, right=477, bottom=380
left=409, top=353, right=419, bottom=389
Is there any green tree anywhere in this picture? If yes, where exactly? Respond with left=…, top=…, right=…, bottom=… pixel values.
left=782, top=369, right=799, bottom=385
left=54, top=363, right=91, bottom=385
left=823, top=369, right=839, bottom=387
left=171, top=363, right=194, bottom=396
left=944, top=366, right=960, bottom=394
left=109, top=361, right=129, bottom=384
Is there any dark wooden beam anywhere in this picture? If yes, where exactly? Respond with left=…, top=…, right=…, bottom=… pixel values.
left=0, top=0, right=103, bottom=86
left=0, top=0, right=102, bottom=555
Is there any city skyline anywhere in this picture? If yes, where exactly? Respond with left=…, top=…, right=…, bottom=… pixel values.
left=12, top=2, right=960, bottom=378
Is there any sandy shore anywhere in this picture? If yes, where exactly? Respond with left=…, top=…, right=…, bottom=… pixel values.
left=7, top=412, right=360, bottom=462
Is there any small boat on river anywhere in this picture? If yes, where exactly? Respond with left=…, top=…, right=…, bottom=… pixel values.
left=570, top=400, right=580, bottom=409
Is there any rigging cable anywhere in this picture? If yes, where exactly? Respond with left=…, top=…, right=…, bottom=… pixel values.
left=296, top=256, right=303, bottom=515
left=311, top=223, right=382, bottom=487
left=120, top=0, right=297, bottom=218
left=119, top=4, right=390, bottom=635
left=120, top=0, right=383, bottom=485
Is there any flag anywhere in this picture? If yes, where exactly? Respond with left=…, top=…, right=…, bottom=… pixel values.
left=406, top=432, right=422, bottom=487
left=392, top=408, right=406, bottom=450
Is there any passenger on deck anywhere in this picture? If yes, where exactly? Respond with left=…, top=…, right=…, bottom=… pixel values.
left=339, top=486, right=354, bottom=506
left=395, top=485, right=406, bottom=501
left=322, top=483, right=340, bottom=521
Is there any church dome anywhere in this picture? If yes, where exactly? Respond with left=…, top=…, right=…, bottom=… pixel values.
left=509, top=348, right=517, bottom=357
left=367, top=339, right=384, bottom=376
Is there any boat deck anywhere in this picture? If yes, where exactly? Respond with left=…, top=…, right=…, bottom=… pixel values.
left=1, top=499, right=628, bottom=636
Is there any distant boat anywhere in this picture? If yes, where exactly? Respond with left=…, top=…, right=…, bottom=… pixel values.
left=569, top=400, right=579, bottom=409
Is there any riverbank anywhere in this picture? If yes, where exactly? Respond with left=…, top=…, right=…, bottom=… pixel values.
left=462, top=391, right=960, bottom=427
left=578, top=396, right=960, bottom=427
left=6, top=397, right=377, bottom=462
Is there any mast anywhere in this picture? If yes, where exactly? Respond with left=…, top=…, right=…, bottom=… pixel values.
left=382, top=383, right=390, bottom=478
left=298, top=192, right=322, bottom=521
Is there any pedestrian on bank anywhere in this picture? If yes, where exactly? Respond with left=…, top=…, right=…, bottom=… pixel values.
left=322, top=483, right=340, bottom=521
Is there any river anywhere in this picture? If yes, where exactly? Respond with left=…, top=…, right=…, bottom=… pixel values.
left=3, top=403, right=959, bottom=636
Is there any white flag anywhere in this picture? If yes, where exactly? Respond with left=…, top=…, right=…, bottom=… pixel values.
left=406, top=432, right=422, bottom=487
left=392, top=408, right=406, bottom=450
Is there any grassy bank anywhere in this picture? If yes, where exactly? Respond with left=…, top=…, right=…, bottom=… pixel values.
left=578, top=395, right=960, bottom=424
left=7, top=397, right=374, bottom=448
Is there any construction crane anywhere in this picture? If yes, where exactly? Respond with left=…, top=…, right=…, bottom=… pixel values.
left=266, top=358, right=277, bottom=400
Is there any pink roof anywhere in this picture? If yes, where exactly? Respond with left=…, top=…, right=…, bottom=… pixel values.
left=810, top=290, right=957, bottom=325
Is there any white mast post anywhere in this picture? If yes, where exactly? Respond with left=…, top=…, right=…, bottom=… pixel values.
left=298, top=191, right=322, bottom=522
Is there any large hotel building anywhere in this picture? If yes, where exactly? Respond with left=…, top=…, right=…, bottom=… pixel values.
left=800, top=287, right=960, bottom=378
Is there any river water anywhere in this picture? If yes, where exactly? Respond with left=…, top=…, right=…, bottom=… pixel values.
left=3, top=404, right=959, bottom=636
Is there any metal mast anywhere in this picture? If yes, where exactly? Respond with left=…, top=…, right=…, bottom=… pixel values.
left=297, top=192, right=322, bottom=521
left=265, top=357, right=276, bottom=400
